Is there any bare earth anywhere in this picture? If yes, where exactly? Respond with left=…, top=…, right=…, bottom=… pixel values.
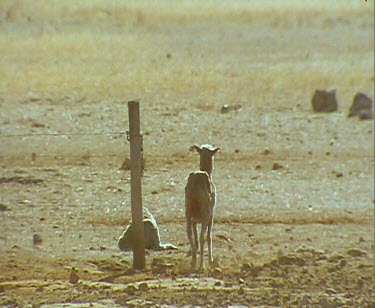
left=0, top=1, right=374, bottom=307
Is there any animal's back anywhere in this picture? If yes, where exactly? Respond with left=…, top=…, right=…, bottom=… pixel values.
left=185, top=171, right=212, bottom=221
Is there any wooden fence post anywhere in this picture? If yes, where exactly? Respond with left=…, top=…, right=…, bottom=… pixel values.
left=128, top=100, right=145, bottom=270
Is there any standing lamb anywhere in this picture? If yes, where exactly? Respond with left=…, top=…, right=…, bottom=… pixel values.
left=185, top=144, right=220, bottom=270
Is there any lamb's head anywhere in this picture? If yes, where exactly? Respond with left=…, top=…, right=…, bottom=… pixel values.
left=194, top=144, right=220, bottom=176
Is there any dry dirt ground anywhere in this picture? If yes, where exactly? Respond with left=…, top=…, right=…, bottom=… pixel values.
left=0, top=1, right=374, bottom=307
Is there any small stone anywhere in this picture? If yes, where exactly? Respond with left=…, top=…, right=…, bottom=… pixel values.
left=272, top=163, right=283, bottom=170
left=241, top=263, right=253, bottom=272
left=69, top=267, right=79, bottom=284
left=221, top=104, right=230, bottom=113
left=339, top=259, right=347, bottom=267
left=28, top=93, right=41, bottom=102
left=0, top=203, right=10, bottom=211
left=138, top=282, right=148, bottom=291
left=125, top=284, right=137, bottom=295
left=346, top=248, right=367, bottom=258
left=325, top=288, right=336, bottom=295
left=210, top=267, right=223, bottom=279
left=277, top=254, right=306, bottom=266
left=263, top=148, right=271, bottom=155
left=33, top=234, right=42, bottom=245
left=357, top=278, right=365, bottom=289
left=221, top=104, right=242, bottom=114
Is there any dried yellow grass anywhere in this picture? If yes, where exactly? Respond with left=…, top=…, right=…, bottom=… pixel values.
left=0, top=0, right=373, bottom=102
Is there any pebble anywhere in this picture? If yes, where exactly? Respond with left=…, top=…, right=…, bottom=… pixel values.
left=33, top=234, right=43, bottom=245
left=272, top=163, right=283, bottom=170
left=0, top=203, right=10, bottom=211
left=69, top=267, right=79, bottom=284
left=346, top=248, right=367, bottom=258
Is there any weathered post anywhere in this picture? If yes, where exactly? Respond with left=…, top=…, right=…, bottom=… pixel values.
left=127, top=100, right=145, bottom=270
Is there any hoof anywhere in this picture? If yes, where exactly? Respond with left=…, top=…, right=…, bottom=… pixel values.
left=191, top=259, right=197, bottom=270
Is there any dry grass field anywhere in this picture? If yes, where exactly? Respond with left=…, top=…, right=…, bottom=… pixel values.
left=0, top=0, right=374, bottom=307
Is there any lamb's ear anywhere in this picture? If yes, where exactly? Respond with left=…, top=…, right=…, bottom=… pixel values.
left=194, top=144, right=202, bottom=153
left=212, top=147, right=220, bottom=155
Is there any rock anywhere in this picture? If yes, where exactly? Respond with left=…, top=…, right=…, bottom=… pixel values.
left=138, top=282, right=149, bottom=291
left=212, top=267, right=223, bottom=278
left=220, top=104, right=242, bottom=113
left=126, top=299, right=154, bottom=306
left=125, top=284, right=136, bottom=295
left=262, top=148, right=271, bottom=155
left=348, top=92, right=373, bottom=119
left=216, top=234, right=232, bottom=242
left=346, top=248, right=367, bottom=258
left=28, top=92, right=41, bottom=102
left=336, top=172, right=343, bottom=178
left=0, top=203, right=10, bottom=211
left=33, top=234, right=42, bottom=245
left=272, top=163, right=283, bottom=170
left=69, top=267, right=79, bottom=284
left=277, top=254, right=306, bottom=266
left=311, top=89, right=338, bottom=112
left=241, top=263, right=253, bottom=272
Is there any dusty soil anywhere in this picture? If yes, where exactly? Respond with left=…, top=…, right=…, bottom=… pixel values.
left=0, top=1, right=374, bottom=307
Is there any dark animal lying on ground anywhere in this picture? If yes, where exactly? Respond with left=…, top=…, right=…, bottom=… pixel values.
left=348, top=92, right=373, bottom=120
left=311, top=89, right=338, bottom=113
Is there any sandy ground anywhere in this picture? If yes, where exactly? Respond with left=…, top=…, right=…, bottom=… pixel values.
left=0, top=1, right=374, bottom=307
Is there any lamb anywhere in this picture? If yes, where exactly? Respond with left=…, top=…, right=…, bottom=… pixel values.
left=118, top=207, right=177, bottom=251
left=185, top=144, right=220, bottom=270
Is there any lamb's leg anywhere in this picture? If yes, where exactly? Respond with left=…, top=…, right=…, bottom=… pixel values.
left=186, top=202, right=196, bottom=267
left=207, top=213, right=214, bottom=266
left=187, top=219, right=197, bottom=268
left=192, top=222, right=198, bottom=253
left=199, top=222, right=208, bottom=270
